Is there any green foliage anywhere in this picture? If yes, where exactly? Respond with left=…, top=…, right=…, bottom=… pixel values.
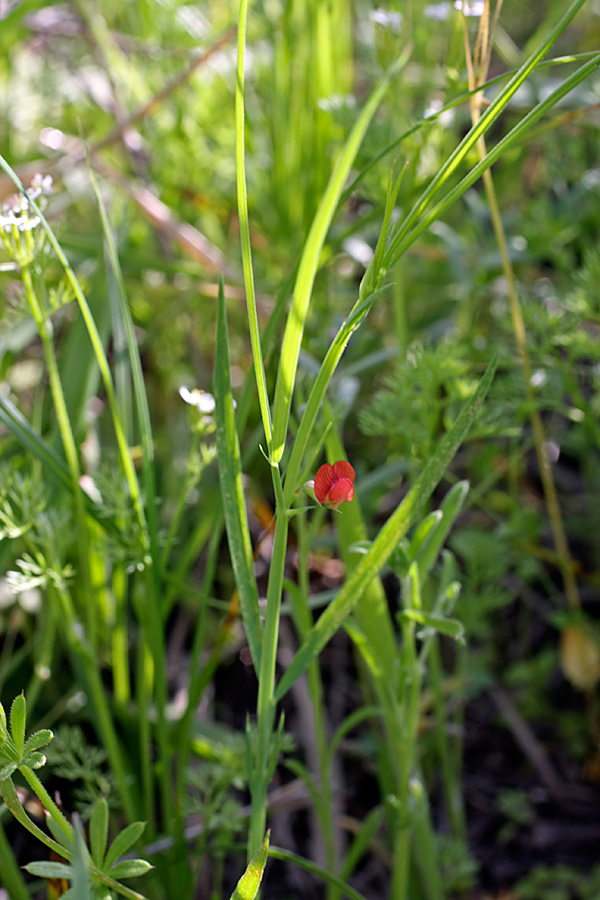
left=0, top=2, right=598, bottom=898
left=45, top=725, right=117, bottom=819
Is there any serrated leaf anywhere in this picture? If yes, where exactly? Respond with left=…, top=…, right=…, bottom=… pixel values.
left=103, top=820, right=146, bottom=870
left=10, top=694, right=26, bottom=755
left=108, top=859, right=153, bottom=879
left=24, top=861, right=72, bottom=878
left=230, top=830, right=270, bottom=900
left=23, top=729, right=53, bottom=755
left=90, top=797, right=109, bottom=867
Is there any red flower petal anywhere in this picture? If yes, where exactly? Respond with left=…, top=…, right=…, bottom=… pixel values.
left=327, top=477, right=354, bottom=507
left=332, top=460, right=355, bottom=485
left=314, top=463, right=335, bottom=503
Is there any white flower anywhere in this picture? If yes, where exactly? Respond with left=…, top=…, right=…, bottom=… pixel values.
left=179, top=386, right=216, bottom=413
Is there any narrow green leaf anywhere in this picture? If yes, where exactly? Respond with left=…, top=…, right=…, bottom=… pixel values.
left=23, top=729, right=53, bottom=756
left=391, top=50, right=600, bottom=266
left=214, top=280, right=262, bottom=672
left=268, top=845, right=369, bottom=900
left=108, top=859, right=153, bottom=880
left=10, top=694, right=26, bottom=755
left=417, top=480, right=469, bottom=578
left=46, top=812, right=73, bottom=849
left=275, top=354, right=497, bottom=701
left=283, top=288, right=387, bottom=505
left=0, top=762, right=18, bottom=779
left=70, top=816, right=92, bottom=900
left=0, top=395, right=71, bottom=491
left=24, top=861, right=72, bottom=879
left=230, top=830, right=270, bottom=900
left=408, top=511, right=443, bottom=562
left=398, top=610, right=465, bottom=644
left=90, top=797, right=109, bottom=868
left=0, top=817, right=30, bottom=900
left=384, top=0, right=591, bottom=268
left=235, top=0, right=272, bottom=451
left=22, top=750, right=46, bottom=769
left=271, top=51, right=410, bottom=464
left=103, top=821, right=146, bottom=870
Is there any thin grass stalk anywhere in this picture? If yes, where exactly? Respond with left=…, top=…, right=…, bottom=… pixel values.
left=393, top=563, right=423, bottom=900
left=386, top=51, right=600, bottom=268
left=50, top=581, right=137, bottom=822
left=428, top=636, right=466, bottom=842
left=20, top=265, right=96, bottom=648
left=175, top=523, right=222, bottom=811
left=249, top=473, right=289, bottom=857
left=94, top=183, right=172, bottom=832
left=294, top=508, right=338, bottom=892
left=383, top=0, right=590, bottom=269
left=270, top=52, right=409, bottom=464
left=0, top=819, right=30, bottom=900
left=111, top=563, right=131, bottom=707
left=0, top=156, right=147, bottom=566
left=235, top=0, right=272, bottom=453
left=342, top=51, right=600, bottom=206
left=462, top=4, right=581, bottom=613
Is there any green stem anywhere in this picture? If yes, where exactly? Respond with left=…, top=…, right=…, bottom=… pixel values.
left=294, top=508, right=338, bottom=894
left=20, top=766, right=73, bottom=840
left=249, top=466, right=288, bottom=858
left=21, top=265, right=96, bottom=648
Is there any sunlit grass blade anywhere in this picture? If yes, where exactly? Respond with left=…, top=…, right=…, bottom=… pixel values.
left=214, top=280, right=262, bottom=672
left=275, top=353, right=497, bottom=701
left=386, top=50, right=600, bottom=266
left=341, top=50, right=598, bottom=204
left=283, top=287, right=387, bottom=506
left=0, top=394, right=71, bottom=491
left=236, top=0, right=272, bottom=452
left=90, top=165, right=172, bottom=829
left=0, top=154, right=146, bottom=538
left=384, top=0, right=589, bottom=267
left=270, top=50, right=410, bottom=464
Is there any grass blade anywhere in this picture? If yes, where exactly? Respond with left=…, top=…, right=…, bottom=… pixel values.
left=270, top=50, right=410, bottom=464
left=384, top=0, right=589, bottom=266
left=214, top=280, right=262, bottom=672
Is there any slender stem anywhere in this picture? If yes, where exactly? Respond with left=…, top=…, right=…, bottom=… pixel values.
left=21, top=265, right=96, bottom=646
left=20, top=767, right=73, bottom=840
left=236, top=0, right=272, bottom=453
left=294, top=508, right=337, bottom=893
left=249, top=466, right=288, bottom=857
left=463, top=9, right=580, bottom=612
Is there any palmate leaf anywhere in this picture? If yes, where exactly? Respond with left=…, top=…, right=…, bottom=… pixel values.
left=275, top=354, right=497, bottom=701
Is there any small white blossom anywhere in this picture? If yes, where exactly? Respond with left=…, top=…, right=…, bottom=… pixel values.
left=179, top=386, right=216, bottom=413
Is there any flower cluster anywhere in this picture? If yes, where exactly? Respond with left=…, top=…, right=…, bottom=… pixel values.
left=0, top=173, right=53, bottom=234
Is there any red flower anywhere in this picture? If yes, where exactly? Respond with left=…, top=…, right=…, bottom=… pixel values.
left=314, top=461, right=355, bottom=509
